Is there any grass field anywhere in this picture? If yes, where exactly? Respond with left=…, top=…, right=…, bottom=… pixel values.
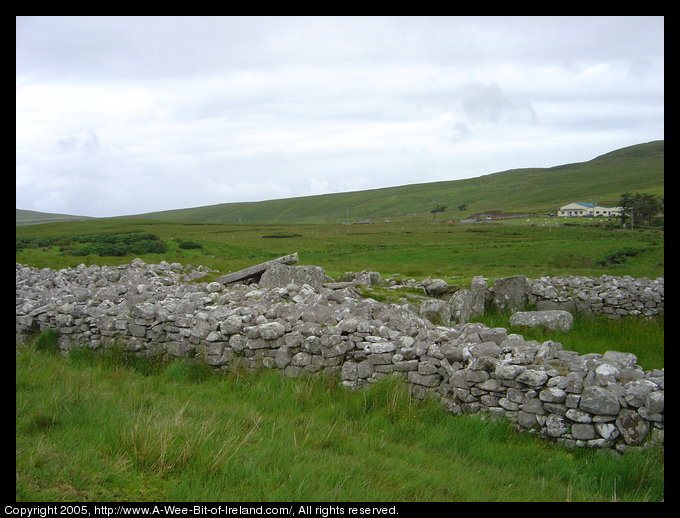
left=15, top=217, right=664, bottom=285
left=16, top=334, right=664, bottom=502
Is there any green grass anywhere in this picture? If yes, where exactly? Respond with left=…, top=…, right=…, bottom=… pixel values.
left=15, top=217, right=664, bottom=285
left=16, top=336, right=664, bottom=502
left=475, top=310, right=664, bottom=371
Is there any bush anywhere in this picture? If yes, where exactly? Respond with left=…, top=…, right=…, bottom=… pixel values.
left=68, top=232, right=166, bottom=256
left=597, top=246, right=650, bottom=267
left=129, top=240, right=167, bottom=254
left=178, top=240, right=203, bottom=249
left=72, top=242, right=128, bottom=256
left=16, top=237, right=53, bottom=251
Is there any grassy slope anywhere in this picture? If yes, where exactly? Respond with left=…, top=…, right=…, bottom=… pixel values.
left=16, top=209, right=95, bottom=226
left=123, top=140, right=664, bottom=224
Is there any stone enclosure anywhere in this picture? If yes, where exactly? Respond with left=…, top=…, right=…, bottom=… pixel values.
left=15, top=258, right=664, bottom=453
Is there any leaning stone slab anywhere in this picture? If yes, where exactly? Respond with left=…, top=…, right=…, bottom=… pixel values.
left=509, top=310, right=573, bottom=332
left=215, top=253, right=299, bottom=285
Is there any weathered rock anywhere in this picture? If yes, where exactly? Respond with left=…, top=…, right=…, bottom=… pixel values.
left=509, top=310, right=573, bottom=332
left=493, top=275, right=527, bottom=313
left=260, top=263, right=326, bottom=292
left=516, top=369, right=549, bottom=387
left=350, top=270, right=384, bottom=287
left=408, top=371, right=442, bottom=387
left=449, top=289, right=472, bottom=325
left=420, top=298, right=450, bottom=326
left=423, top=279, right=450, bottom=296
left=616, top=409, right=650, bottom=445
left=580, top=386, right=621, bottom=416
left=215, top=253, right=299, bottom=285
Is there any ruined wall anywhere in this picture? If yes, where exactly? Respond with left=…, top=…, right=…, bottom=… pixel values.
left=526, top=275, right=664, bottom=318
left=16, top=260, right=664, bottom=453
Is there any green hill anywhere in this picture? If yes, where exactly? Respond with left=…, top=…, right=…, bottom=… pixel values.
left=126, top=140, right=664, bottom=224
left=15, top=209, right=95, bottom=226
left=18, top=140, right=663, bottom=226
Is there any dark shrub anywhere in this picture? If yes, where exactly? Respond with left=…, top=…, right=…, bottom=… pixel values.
left=178, top=240, right=203, bottom=249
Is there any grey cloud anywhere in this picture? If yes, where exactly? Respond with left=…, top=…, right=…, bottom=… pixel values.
left=56, top=129, right=100, bottom=153
left=462, top=82, right=537, bottom=125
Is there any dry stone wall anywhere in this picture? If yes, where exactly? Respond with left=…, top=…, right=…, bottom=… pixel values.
left=384, top=273, right=664, bottom=323
left=16, top=260, right=664, bottom=453
left=526, top=275, right=664, bottom=318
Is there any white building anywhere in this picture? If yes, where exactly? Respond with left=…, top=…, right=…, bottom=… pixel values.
left=557, top=202, right=622, bottom=217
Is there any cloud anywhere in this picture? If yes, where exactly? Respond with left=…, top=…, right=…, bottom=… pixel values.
left=461, top=82, right=538, bottom=125
left=16, top=16, right=664, bottom=217
left=56, top=129, right=100, bottom=154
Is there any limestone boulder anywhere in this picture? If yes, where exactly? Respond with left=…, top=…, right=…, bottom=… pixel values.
left=509, top=310, right=573, bottom=332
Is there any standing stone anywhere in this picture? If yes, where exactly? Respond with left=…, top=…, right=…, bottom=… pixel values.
left=449, top=289, right=472, bottom=325
left=493, top=275, right=527, bottom=313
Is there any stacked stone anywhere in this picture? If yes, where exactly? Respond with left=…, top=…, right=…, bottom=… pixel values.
left=526, top=275, right=664, bottom=318
left=438, top=332, right=664, bottom=451
left=367, top=272, right=664, bottom=324
left=16, top=260, right=663, bottom=452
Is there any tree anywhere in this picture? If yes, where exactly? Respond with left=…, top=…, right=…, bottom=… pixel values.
left=619, top=192, right=663, bottom=228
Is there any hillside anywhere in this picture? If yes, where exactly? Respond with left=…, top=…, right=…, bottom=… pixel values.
left=18, top=140, right=663, bottom=226
left=16, top=209, right=95, bottom=226
left=126, top=140, right=663, bottom=224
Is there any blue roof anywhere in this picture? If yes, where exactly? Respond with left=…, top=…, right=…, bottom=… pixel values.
left=574, top=202, right=596, bottom=207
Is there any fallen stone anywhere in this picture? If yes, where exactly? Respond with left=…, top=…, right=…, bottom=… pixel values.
left=215, top=253, right=299, bottom=285
left=510, top=310, right=573, bottom=332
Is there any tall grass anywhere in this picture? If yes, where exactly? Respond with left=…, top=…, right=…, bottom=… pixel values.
left=475, top=309, right=664, bottom=371
left=16, top=334, right=663, bottom=502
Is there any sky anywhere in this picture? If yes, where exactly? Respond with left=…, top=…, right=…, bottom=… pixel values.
left=16, top=16, right=664, bottom=218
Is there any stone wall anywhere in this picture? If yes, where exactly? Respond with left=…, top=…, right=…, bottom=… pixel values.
left=16, top=260, right=664, bottom=453
left=526, top=275, right=664, bottom=318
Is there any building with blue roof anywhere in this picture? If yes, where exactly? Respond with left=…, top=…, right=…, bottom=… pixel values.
left=558, top=202, right=622, bottom=217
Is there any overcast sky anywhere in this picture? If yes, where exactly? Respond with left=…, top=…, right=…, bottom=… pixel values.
left=16, top=16, right=664, bottom=218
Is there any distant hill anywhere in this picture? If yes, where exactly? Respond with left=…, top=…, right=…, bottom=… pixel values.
left=17, top=140, right=663, bottom=226
left=16, top=209, right=95, bottom=226
left=125, top=140, right=663, bottom=224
